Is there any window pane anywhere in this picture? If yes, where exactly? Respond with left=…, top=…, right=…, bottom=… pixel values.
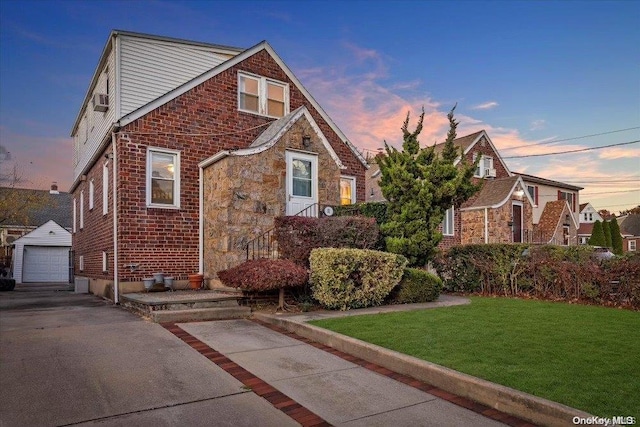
left=292, top=159, right=311, bottom=178
left=240, top=76, right=259, bottom=95
left=267, top=99, right=284, bottom=117
left=267, top=83, right=284, bottom=101
left=292, top=178, right=311, bottom=197
left=152, top=153, right=175, bottom=179
left=240, top=93, right=259, bottom=112
left=151, top=179, right=174, bottom=204
left=340, top=179, right=353, bottom=205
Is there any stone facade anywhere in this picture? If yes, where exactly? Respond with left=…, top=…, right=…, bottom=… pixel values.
left=203, top=115, right=341, bottom=280
left=461, top=197, right=534, bottom=245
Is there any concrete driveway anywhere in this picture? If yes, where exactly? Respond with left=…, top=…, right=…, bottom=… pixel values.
left=0, top=284, right=296, bottom=427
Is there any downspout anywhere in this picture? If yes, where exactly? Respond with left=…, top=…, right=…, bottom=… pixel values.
left=198, top=165, right=203, bottom=274
left=112, top=131, right=119, bottom=304
left=484, top=208, right=489, bottom=244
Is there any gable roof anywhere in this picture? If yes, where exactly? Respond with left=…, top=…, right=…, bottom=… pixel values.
left=0, top=187, right=73, bottom=229
left=619, top=214, right=640, bottom=237
left=117, top=39, right=367, bottom=168
left=460, top=176, right=534, bottom=210
left=578, top=222, right=594, bottom=236
left=579, top=203, right=588, bottom=212
left=432, top=130, right=512, bottom=177
left=514, top=172, right=583, bottom=191
left=13, top=220, right=72, bottom=246
left=536, top=200, right=577, bottom=238
left=199, top=106, right=345, bottom=170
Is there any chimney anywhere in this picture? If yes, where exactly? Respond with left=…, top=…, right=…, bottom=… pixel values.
left=50, top=182, right=59, bottom=195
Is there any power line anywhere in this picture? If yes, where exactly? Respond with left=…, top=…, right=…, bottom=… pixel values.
left=500, top=126, right=640, bottom=151
left=560, top=179, right=640, bottom=183
left=502, top=140, right=639, bottom=159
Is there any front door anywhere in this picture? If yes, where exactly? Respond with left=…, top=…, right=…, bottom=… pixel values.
left=286, top=151, right=318, bottom=216
left=512, top=203, right=523, bottom=243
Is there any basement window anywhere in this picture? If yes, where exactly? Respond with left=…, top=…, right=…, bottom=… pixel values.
left=238, top=72, right=289, bottom=118
left=146, top=147, right=180, bottom=209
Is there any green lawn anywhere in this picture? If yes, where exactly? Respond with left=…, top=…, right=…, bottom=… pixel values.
left=309, top=297, right=640, bottom=417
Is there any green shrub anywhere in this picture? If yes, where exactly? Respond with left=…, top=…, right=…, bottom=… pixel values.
left=393, top=268, right=442, bottom=303
left=274, top=216, right=379, bottom=267
left=310, top=248, right=407, bottom=310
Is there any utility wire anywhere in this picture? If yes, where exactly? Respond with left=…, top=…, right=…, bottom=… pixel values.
left=502, top=140, right=639, bottom=159
left=499, top=126, right=640, bottom=151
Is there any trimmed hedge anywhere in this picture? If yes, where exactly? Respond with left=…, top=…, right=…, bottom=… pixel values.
left=310, top=248, right=407, bottom=310
left=274, top=215, right=379, bottom=267
left=217, top=258, right=308, bottom=291
left=433, top=244, right=640, bottom=309
left=393, top=268, right=442, bottom=303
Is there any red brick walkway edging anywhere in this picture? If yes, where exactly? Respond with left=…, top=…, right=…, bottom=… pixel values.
left=161, top=322, right=331, bottom=427
left=251, top=318, right=536, bottom=427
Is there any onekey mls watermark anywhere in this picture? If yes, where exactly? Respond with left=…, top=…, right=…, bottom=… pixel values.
left=573, top=416, right=636, bottom=426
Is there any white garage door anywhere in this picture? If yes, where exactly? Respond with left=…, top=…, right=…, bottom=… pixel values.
left=22, top=246, right=70, bottom=283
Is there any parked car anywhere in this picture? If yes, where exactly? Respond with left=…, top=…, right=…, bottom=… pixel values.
left=592, top=246, right=615, bottom=260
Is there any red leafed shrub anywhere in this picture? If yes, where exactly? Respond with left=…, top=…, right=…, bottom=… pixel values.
left=217, top=258, right=308, bottom=291
left=274, top=215, right=379, bottom=267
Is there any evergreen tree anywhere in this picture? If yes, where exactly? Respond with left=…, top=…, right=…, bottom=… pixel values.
left=376, top=107, right=480, bottom=267
left=609, top=217, right=623, bottom=255
left=602, top=220, right=612, bottom=248
left=588, top=220, right=606, bottom=246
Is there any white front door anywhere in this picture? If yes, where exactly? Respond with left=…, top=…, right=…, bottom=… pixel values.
left=286, top=151, right=318, bottom=216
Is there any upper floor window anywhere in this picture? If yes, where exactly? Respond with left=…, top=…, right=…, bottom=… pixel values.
left=147, top=147, right=180, bottom=209
left=89, top=179, right=95, bottom=210
left=527, top=185, right=538, bottom=205
left=442, top=206, right=455, bottom=236
left=340, top=176, right=356, bottom=205
left=473, top=154, right=495, bottom=178
left=558, top=190, right=576, bottom=211
left=238, top=72, right=289, bottom=118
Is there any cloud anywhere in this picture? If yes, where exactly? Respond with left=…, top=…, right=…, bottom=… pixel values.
left=598, top=146, right=640, bottom=160
left=530, top=119, right=546, bottom=130
left=471, top=101, right=499, bottom=110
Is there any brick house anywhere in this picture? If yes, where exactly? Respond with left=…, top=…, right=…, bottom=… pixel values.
left=70, top=31, right=367, bottom=301
left=618, top=214, right=640, bottom=252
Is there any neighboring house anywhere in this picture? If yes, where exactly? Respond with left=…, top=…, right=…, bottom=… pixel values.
left=366, top=130, right=536, bottom=247
left=618, top=214, right=640, bottom=252
left=534, top=200, right=579, bottom=246
left=0, top=185, right=72, bottom=281
left=12, top=220, right=72, bottom=284
left=70, top=30, right=367, bottom=300
left=577, top=202, right=603, bottom=244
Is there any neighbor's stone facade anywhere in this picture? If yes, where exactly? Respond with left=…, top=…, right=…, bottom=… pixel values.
left=203, top=115, right=341, bottom=282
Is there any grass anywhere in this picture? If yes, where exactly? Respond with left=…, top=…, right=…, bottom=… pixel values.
left=309, top=297, right=640, bottom=417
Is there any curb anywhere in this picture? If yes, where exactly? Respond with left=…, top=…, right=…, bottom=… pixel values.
left=254, top=312, right=592, bottom=427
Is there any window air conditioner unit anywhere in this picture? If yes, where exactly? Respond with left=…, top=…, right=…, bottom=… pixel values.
left=2, top=234, right=19, bottom=246
left=92, top=93, right=109, bottom=112
left=485, top=168, right=497, bottom=178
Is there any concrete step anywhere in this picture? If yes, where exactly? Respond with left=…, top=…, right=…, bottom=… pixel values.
left=151, top=306, right=251, bottom=323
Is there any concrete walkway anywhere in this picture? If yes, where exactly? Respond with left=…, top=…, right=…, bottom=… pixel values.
left=177, top=317, right=508, bottom=426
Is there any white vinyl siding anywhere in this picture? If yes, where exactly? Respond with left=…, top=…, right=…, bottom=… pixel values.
left=119, top=37, right=232, bottom=117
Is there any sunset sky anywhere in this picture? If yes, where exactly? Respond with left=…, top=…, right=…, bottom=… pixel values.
left=1, top=0, right=638, bottom=212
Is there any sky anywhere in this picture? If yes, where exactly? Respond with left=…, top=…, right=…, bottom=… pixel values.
left=1, top=0, right=639, bottom=213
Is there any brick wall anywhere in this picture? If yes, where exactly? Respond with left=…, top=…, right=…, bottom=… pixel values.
left=74, top=48, right=366, bottom=289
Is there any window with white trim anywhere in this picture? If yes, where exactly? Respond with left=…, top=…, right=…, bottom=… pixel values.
left=89, top=179, right=94, bottom=210
left=79, top=255, right=84, bottom=271
left=103, top=161, right=109, bottom=215
left=527, top=185, right=538, bottom=205
left=340, top=176, right=356, bottom=205
left=558, top=190, right=576, bottom=211
left=73, top=198, right=77, bottom=233
left=102, top=251, right=108, bottom=272
left=473, top=154, right=494, bottom=178
left=80, top=190, right=84, bottom=229
left=238, top=72, right=289, bottom=118
left=442, top=206, right=455, bottom=236
left=147, top=147, right=180, bottom=208
left=629, top=240, right=636, bottom=251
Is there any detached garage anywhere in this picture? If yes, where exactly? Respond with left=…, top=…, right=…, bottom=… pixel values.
left=12, top=220, right=71, bottom=284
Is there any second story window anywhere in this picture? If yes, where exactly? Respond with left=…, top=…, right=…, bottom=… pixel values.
left=473, top=154, right=495, bottom=178
left=238, top=72, right=289, bottom=118
left=558, top=190, right=576, bottom=212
